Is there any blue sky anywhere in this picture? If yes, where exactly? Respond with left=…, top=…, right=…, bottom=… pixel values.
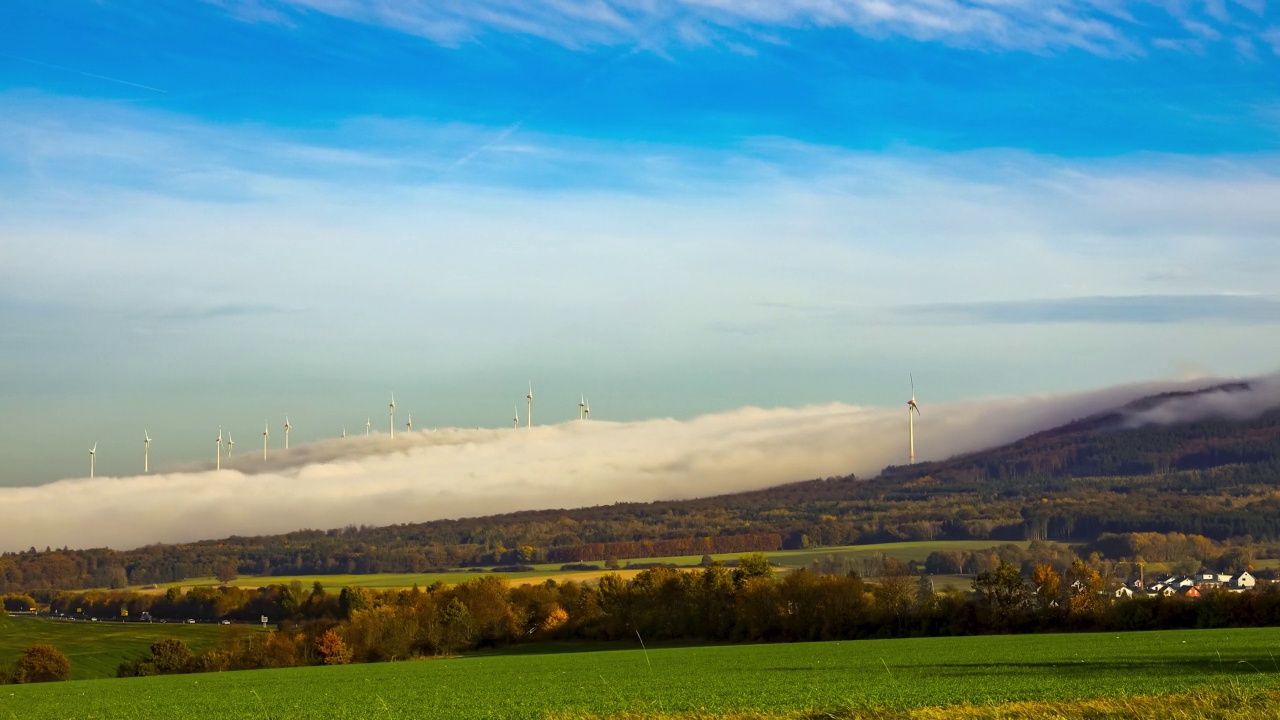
left=3, top=0, right=1280, bottom=485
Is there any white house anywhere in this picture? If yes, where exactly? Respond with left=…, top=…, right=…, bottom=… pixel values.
left=1230, top=572, right=1256, bottom=590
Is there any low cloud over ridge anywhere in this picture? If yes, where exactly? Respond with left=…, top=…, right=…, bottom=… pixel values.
left=4, top=374, right=1278, bottom=553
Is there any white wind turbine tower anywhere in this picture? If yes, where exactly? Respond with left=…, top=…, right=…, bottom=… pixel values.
left=227, top=432, right=234, bottom=458
left=143, top=431, right=151, bottom=474
left=390, top=393, right=396, bottom=439
left=284, top=416, right=291, bottom=450
left=406, top=413, right=413, bottom=432
left=584, top=398, right=590, bottom=420
left=907, top=375, right=921, bottom=464
left=342, top=426, right=346, bottom=438
left=262, top=421, right=269, bottom=460
left=89, top=442, right=96, bottom=479
left=513, top=405, right=520, bottom=429
left=526, top=382, right=533, bottom=428
left=216, top=427, right=223, bottom=470
left=579, top=395, right=586, bottom=421
left=366, top=418, right=371, bottom=436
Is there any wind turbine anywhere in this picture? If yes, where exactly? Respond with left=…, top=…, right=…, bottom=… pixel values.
left=406, top=413, right=413, bottom=432
left=143, top=431, right=150, bottom=474
left=366, top=418, right=371, bottom=436
left=227, top=432, right=234, bottom=458
left=579, top=395, right=586, bottom=421
left=284, top=416, right=291, bottom=450
left=513, top=405, right=520, bottom=429
left=907, top=375, right=921, bottom=465
left=89, top=443, right=96, bottom=479
left=526, top=382, right=533, bottom=428
left=342, top=426, right=347, bottom=439
left=389, top=393, right=396, bottom=439
left=584, top=398, right=590, bottom=420
left=262, top=421, right=269, bottom=460
left=216, top=427, right=223, bottom=470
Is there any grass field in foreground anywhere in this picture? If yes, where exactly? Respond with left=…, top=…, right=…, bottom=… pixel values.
left=3, top=626, right=1278, bottom=719
left=123, top=540, right=1031, bottom=593
left=0, top=616, right=224, bottom=680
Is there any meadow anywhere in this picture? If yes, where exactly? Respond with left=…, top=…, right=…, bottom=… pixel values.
left=123, top=540, right=1025, bottom=593
left=2, top=626, right=1278, bottom=719
left=0, top=616, right=223, bottom=680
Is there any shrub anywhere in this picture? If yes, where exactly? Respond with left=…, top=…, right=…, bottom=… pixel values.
left=117, top=637, right=193, bottom=677
left=149, top=638, right=193, bottom=673
left=1, top=594, right=37, bottom=612
left=15, top=645, right=71, bottom=683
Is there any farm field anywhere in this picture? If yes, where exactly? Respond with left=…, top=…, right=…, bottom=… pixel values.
left=0, top=616, right=224, bottom=681
left=129, top=568, right=653, bottom=593
left=120, top=539, right=1026, bottom=593
left=609, top=539, right=1037, bottom=569
left=3, top=626, right=1278, bottom=719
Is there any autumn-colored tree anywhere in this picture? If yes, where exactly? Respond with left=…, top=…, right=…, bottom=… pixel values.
left=871, top=558, right=915, bottom=619
left=1064, top=560, right=1106, bottom=617
left=315, top=629, right=352, bottom=665
left=15, top=645, right=71, bottom=683
left=451, top=575, right=519, bottom=645
left=542, top=606, right=568, bottom=631
left=1031, top=564, right=1062, bottom=611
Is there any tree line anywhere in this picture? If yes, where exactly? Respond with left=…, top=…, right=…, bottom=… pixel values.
left=95, top=553, right=1280, bottom=680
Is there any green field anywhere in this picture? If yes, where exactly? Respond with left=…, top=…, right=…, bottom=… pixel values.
left=3, top=626, right=1278, bottom=719
left=612, top=539, right=1036, bottom=569
left=0, top=616, right=225, bottom=681
left=122, top=540, right=1021, bottom=593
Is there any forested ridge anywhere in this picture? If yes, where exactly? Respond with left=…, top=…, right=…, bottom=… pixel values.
left=4, top=386, right=1280, bottom=594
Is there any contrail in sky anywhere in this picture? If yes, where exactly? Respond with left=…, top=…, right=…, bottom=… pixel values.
left=1, top=54, right=168, bottom=94
left=436, top=40, right=650, bottom=177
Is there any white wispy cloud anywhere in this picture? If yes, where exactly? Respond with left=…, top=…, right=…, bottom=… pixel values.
left=212, top=0, right=1276, bottom=54
left=5, top=373, right=1271, bottom=552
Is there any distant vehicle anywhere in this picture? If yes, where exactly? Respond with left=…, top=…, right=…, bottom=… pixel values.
left=220, top=620, right=231, bottom=625
left=186, top=619, right=196, bottom=624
